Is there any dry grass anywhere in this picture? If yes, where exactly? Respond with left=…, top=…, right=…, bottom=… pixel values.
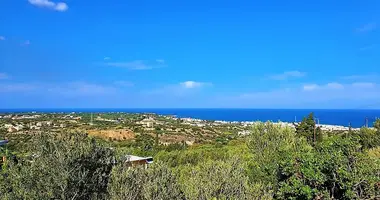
left=87, top=129, right=135, bottom=141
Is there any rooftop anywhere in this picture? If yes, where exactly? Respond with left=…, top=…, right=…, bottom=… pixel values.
left=0, top=140, right=9, bottom=146
left=123, top=155, right=153, bottom=164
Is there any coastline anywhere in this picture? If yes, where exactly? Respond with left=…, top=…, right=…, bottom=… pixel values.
left=173, top=116, right=369, bottom=131
left=1, top=108, right=378, bottom=129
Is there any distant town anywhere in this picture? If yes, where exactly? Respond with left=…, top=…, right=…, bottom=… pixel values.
left=1, top=112, right=366, bottom=147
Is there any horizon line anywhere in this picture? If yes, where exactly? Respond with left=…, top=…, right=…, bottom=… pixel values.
left=0, top=108, right=379, bottom=110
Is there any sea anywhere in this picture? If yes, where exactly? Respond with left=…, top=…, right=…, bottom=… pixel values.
left=1, top=108, right=379, bottom=128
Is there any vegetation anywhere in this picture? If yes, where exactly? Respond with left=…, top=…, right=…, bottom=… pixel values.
left=1, top=114, right=379, bottom=199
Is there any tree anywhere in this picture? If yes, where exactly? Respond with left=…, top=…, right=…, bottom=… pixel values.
left=108, top=162, right=184, bottom=200
left=134, top=134, right=155, bottom=152
left=178, top=158, right=267, bottom=199
left=294, top=113, right=316, bottom=145
left=247, top=122, right=301, bottom=186
left=374, top=119, right=380, bottom=132
left=277, top=136, right=380, bottom=199
left=0, top=132, right=115, bottom=199
left=316, top=127, right=323, bottom=143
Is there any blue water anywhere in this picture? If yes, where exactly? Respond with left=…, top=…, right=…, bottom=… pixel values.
left=0, top=108, right=379, bottom=128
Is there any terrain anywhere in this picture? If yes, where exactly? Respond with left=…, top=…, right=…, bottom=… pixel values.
left=1, top=112, right=380, bottom=199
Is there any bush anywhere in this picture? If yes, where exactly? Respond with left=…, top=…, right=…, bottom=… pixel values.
left=0, top=132, right=115, bottom=200
left=277, top=136, right=380, bottom=199
left=108, top=162, right=184, bottom=200
left=178, top=158, right=271, bottom=200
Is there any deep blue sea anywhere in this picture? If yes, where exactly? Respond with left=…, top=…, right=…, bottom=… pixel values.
left=1, top=108, right=379, bottom=128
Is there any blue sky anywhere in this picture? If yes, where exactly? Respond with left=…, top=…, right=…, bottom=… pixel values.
left=0, top=0, right=380, bottom=108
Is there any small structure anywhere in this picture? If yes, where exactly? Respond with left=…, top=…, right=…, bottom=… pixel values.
left=7, top=126, right=17, bottom=133
left=0, top=140, right=8, bottom=146
left=0, top=140, right=9, bottom=164
left=122, top=155, right=153, bottom=169
left=138, top=117, right=155, bottom=128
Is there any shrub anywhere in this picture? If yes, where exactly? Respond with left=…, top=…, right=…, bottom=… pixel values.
left=0, top=132, right=115, bottom=200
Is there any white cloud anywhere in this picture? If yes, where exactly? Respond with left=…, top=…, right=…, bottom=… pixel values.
left=270, top=71, right=306, bottom=80
left=180, top=81, right=205, bottom=89
left=28, top=0, right=68, bottom=12
left=326, top=82, right=344, bottom=89
left=144, top=81, right=212, bottom=97
left=114, top=81, right=134, bottom=87
left=106, top=60, right=152, bottom=70
left=0, top=36, right=5, bottom=41
left=303, top=84, right=319, bottom=91
left=227, top=82, right=380, bottom=108
left=352, top=82, right=376, bottom=88
left=54, top=2, right=68, bottom=11
left=104, top=57, right=111, bottom=60
left=304, top=82, right=345, bottom=91
left=0, top=73, right=9, bottom=80
left=356, top=23, right=377, bottom=33
left=106, top=60, right=166, bottom=70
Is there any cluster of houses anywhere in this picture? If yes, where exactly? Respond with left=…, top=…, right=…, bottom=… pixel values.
left=62, top=115, right=82, bottom=120
left=4, top=124, right=25, bottom=133
left=136, top=117, right=156, bottom=128
left=0, top=114, right=42, bottom=120
left=3, top=121, right=68, bottom=133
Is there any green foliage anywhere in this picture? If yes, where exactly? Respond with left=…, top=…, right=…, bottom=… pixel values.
left=1, top=114, right=380, bottom=200
left=354, top=127, right=380, bottom=150
left=374, top=119, right=380, bottom=131
left=108, top=162, right=184, bottom=200
left=247, top=122, right=302, bottom=185
left=277, top=136, right=380, bottom=199
left=155, top=141, right=251, bottom=168
left=178, top=158, right=269, bottom=200
left=295, top=113, right=316, bottom=145
left=0, top=132, right=114, bottom=200
left=134, top=133, right=155, bottom=152
left=316, top=127, right=323, bottom=143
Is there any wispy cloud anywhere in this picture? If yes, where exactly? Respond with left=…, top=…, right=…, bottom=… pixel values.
left=0, top=73, right=9, bottom=80
left=180, top=81, right=211, bottom=89
left=144, top=81, right=212, bottom=97
left=104, top=57, right=111, bottom=60
left=106, top=60, right=151, bottom=70
left=0, top=83, right=38, bottom=92
left=21, top=40, right=31, bottom=46
left=341, top=74, right=379, bottom=81
left=352, top=82, right=376, bottom=88
left=105, top=59, right=166, bottom=70
left=303, top=84, right=319, bottom=91
left=156, top=59, right=165, bottom=64
left=269, top=71, right=306, bottom=80
left=303, top=82, right=344, bottom=91
left=28, top=0, right=68, bottom=12
left=230, top=81, right=380, bottom=108
left=326, top=82, right=344, bottom=89
left=48, top=82, right=118, bottom=96
left=114, top=81, right=134, bottom=87
left=0, top=81, right=120, bottom=97
left=356, top=23, right=377, bottom=33
left=0, top=36, right=5, bottom=41
left=303, top=81, right=376, bottom=91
